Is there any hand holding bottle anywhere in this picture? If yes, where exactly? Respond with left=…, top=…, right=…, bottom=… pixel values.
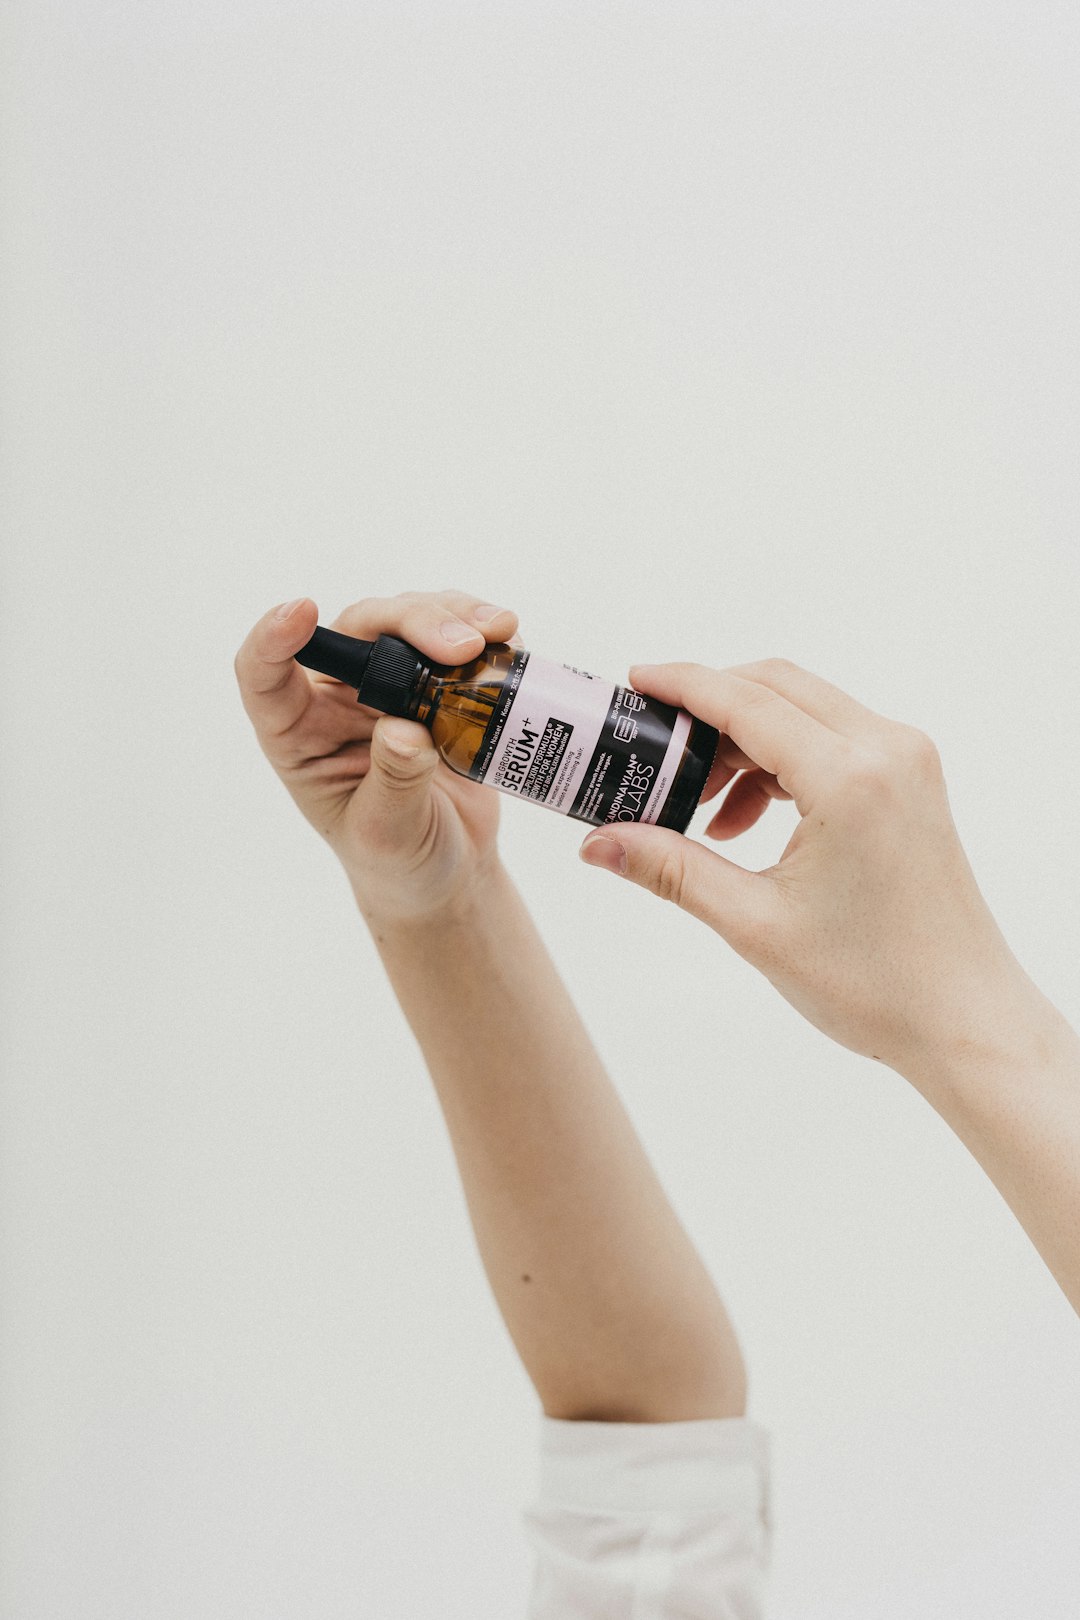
left=234, top=590, right=520, bottom=925
left=580, top=657, right=1050, bottom=1080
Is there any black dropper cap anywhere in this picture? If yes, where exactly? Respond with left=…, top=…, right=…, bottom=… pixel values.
left=294, top=625, right=423, bottom=719
left=294, top=626, right=373, bottom=687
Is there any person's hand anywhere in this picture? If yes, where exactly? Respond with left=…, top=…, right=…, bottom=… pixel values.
left=579, top=658, right=1039, bottom=1077
left=234, top=590, right=520, bottom=926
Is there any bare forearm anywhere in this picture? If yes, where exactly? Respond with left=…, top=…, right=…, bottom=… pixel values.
left=902, top=979, right=1080, bottom=1315
left=357, top=860, right=746, bottom=1421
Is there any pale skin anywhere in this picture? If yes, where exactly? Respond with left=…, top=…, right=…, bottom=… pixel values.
left=234, top=589, right=1080, bottom=1432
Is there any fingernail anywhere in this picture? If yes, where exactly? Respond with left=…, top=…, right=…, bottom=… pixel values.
left=382, top=722, right=420, bottom=758
left=275, top=597, right=306, bottom=621
left=579, top=833, right=627, bottom=875
left=473, top=603, right=505, bottom=625
left=441, top=618, right=481, bottom=645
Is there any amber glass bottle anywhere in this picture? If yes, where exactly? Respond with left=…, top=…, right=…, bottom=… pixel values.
left=295, top=625, right=719, bottom=833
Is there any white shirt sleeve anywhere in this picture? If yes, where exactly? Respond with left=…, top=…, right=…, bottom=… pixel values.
left=521, top=1414, right=772, bottom=1620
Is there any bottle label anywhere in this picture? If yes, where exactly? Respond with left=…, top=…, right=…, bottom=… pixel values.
left=467, top=649, right=692, bottom=826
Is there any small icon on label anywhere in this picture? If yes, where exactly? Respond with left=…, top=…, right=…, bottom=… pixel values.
left=613, top=714, right=638, bottom=742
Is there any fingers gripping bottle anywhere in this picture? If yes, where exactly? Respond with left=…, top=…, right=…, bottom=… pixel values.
left=294, top=626, right=720, bottom=834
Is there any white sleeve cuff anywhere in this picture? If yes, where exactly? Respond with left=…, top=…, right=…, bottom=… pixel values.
left=532, top=1413, right=772, bottom=1521
left=523, top=1415, right=773, bottom=1620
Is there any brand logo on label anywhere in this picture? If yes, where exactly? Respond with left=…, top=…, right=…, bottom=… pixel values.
left=605, top=752, right=655, bottom=822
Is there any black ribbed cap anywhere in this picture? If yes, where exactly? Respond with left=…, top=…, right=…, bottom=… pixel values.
left=294, top=626, right=423, bottom=719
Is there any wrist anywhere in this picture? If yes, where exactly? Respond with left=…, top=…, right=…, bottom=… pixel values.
left=898, top=973, right=1079, bottom=1115
left=347, top=851, right=511, bottom=941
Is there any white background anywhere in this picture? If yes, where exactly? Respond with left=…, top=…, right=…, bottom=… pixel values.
left=3, top=3, right=1079, bottom=1615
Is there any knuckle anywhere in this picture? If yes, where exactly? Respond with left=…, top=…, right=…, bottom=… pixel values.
left=435, top=590, right=492, bottom=625
left=332, top=595, right=383, bottom=632
left=397, top=598, right=442, bottom=634
left=733, top=678, right=776, bottom=714
left=422, top=588, right=476, bottom=616
left=386, top=591, right=426, bottom=623
left=897, top=723, right=941, bottom=771
left=372, top=730, right=433, bottom=789
left=665, top=659, right=716, bottom=694
left=654, top=849, right=686, bottom=908
left=842, top=746, right=895, bottom=801
left=374, top=743, right=417, bottom=785
left=728, top=656, right=796, bottom=684
left=756, top=656, right=799, bottom=679
left=663, top=659, right=706, bottom=681
left=421, top=598, right=482, bottom=640
left=375, top=757, right=416, bottom=791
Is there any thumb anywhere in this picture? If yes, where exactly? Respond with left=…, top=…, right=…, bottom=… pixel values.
left=578, top=821, right=774, bottom=955
left=365, top=715, right=441, bottom=841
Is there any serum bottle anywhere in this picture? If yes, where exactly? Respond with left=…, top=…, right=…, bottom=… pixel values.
left=295, top=625, right=719, bottom=834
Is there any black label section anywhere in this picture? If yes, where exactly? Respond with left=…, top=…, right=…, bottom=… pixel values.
left=569, top=684, right=683, bottom=824
left=467, top=648, right=530, bottom=782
